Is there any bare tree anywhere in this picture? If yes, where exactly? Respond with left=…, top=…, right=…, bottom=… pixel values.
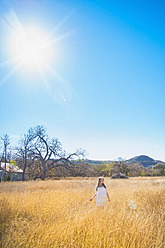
left=14, top=129, right=35, bottom=181
left=29, top=125, right=85, bottom=180
left=0, top=134, right=10, bottom=175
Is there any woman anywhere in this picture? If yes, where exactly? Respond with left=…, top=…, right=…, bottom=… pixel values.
left=90, top=177, right=110, bottom=206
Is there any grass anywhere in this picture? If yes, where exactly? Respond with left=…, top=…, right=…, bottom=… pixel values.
left=0, top=177, right=165, bottom=248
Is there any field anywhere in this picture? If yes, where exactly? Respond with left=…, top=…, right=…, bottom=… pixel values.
left=0, top=177, right=165, bottom=248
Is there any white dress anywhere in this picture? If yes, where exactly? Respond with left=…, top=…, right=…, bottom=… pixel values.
left=96, top=185, right=108, bottom=206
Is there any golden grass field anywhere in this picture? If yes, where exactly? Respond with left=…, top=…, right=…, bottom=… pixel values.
left=0, top=177, right=165, bottom=248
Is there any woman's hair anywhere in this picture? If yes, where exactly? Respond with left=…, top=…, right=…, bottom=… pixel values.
left=96, top=177, right=106, bottom=191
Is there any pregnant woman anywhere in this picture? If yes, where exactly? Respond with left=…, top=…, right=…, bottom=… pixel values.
left=90, top=177, right=110, bottom=207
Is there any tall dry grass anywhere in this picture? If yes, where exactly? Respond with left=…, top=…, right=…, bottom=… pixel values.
left=0, top=177, right=164, bottom=248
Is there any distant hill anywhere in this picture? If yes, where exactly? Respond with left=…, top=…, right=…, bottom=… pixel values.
left=83, top=155, right=165, bottom=169
left=130, top=155, right=154, bottom=162
left=126, top=155, right=165, bottom=168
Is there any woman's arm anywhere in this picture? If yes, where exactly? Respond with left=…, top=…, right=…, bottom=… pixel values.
left=106, top=192, right=110, bottom=202
left=90, top=193, right=97, bottom=201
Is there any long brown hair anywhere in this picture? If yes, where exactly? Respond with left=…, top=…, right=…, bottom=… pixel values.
left=96, top=177, right=106, bottom=191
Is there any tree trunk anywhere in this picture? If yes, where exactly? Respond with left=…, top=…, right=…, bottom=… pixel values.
left=41, top=174, right=45, bottom=180
left=41, top=162, right=46, bottom=180
left=22, top=154, right=27, bottom=181
left=4, top=146, right=7, bottom=177
left=22, top=167, right=25, bottom=181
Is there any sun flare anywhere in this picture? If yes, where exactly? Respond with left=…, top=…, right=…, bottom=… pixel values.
left=9, top=26, right=53, bottom=71
left=0, top=11, right=73, bottom=103
left=1, top=11, right=60, bottom=75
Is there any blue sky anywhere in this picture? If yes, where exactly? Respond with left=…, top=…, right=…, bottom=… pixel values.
left=0, top=0, right=165, bottom=161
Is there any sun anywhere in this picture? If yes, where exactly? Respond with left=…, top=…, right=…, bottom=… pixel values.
left=8, top=26, right=53, bottom=71
left=0, top=11, right=62, bottom=75
left=0, top=11, right=74, bottom=103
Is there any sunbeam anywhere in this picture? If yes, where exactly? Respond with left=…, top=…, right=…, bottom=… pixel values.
left=0, top=63, right=20, bottom=88
left=0, top=56, right=21, bottom=68
left=43, top=8, right=76, bottom=43
left=34, top=60, right=73, bottom=104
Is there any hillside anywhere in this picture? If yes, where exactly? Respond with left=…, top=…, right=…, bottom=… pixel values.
left=84, top=155, right=165, bottom=169
left=130, top=155, right=154, bottom=162
left=81, top=155, right=165, bottom=177
left=126, top=155, right=165, bottom=168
